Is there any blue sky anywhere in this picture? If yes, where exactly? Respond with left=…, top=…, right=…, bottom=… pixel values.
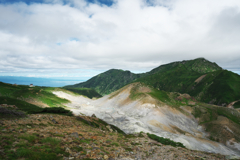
left=0, top=0, right=240, bottom=80
left=0, top=0, right=114, bottom=6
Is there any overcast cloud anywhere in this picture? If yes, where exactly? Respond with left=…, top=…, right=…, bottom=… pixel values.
left=0, top=0, right=240, bottom=78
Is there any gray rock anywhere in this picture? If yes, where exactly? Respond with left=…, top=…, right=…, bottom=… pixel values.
left=1, top=128, right=7, bottom=132
left=70, top=132, right=79, bottom=139
left=91, top=114, right=97, bottom=118
left=51, top=119, right=58, bottom=124
left=225, top=155, right=240, bottom=160
left=65, top=147, right=71, bottom=153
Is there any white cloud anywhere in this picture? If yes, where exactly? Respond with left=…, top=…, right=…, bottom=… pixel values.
left=0, top=0, right=240, bottom=77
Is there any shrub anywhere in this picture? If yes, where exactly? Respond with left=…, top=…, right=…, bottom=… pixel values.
left=41, top=107, right=73, bottom=116
left=147, top=133, right=185, bottom=148
left=0, top=107, right=27, bottom=117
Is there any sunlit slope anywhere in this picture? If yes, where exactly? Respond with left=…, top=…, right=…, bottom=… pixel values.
left=0, top=82, right=69, bottom=108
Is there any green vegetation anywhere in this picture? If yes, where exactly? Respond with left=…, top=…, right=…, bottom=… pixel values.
left=19, top=134, right=38, bottom=143
left=192, top=104, right=240, bottom=125
left=147, top=133, right=185, bottom=148
left=0, top=82, right=69, bottom=107
left=1, top=133, right=68, bottom=160
left=63, top=87, right=102, bottom=99
left=0, top=82, right=74, bottom=116
left=0, top=97, right=43, bottom=114
left=65, top=69, right=144, bottom=95
left=0, top=97, right=72, bottom=116
left=134, top=59, right=240, bottom=108
left=41, top=137, right=61, bottom=146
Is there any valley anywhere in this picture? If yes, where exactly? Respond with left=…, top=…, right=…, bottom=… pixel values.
left=1, top=57, right=240, bottom=160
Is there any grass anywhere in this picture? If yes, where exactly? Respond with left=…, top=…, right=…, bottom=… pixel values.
left=19, top=134, right=38, bottom=143
left=15, top=140, right=28, bottom=148
left=111, top=142, right=119, bottom=147
left=192, top=104, right=240, bottom=126
left=41, top=137, right=61, bottom=146
left=15, top=147, right=62, bottom=160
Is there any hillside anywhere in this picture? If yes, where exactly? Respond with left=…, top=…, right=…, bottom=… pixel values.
left=54, top=82, right=240, bottom=157
left=0, top=113, right=228, bottom=160
left=0, top=81, right=235, bottom=159
left=65, top=69, right=143, bottom=95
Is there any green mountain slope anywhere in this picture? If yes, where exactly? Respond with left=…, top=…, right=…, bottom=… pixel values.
left=65, top=69, right=143, bottom=95
left=135, top=59, right=240, bottom=108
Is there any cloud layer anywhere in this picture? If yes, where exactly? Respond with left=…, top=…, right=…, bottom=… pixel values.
left=0, top=0, right=240, bottom=77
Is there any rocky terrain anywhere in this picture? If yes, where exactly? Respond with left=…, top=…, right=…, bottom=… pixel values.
left=0, top=113, right=231, bottom=160
left=53, top=82, right=240, bottom=158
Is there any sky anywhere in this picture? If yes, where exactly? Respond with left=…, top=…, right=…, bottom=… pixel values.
left=0, top=0, right=240, bottom=80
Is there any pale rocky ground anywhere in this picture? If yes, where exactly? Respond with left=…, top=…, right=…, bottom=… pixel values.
left=0, top=114, right=230, bottom=160
left=52, top=84, right=240, bottom=158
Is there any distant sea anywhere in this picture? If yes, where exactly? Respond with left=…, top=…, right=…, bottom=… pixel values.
left=0, top=76, right=84, bottom=87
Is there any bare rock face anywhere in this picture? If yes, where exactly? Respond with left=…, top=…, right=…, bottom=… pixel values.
left=227, top=100, right=240, bottom=109
left=91, top=114, right=97, bottom=118
left=52, top=85, right=240, bottom=157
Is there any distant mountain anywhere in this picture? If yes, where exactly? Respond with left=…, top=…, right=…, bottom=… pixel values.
left=65, top=69, right=143, bottom=95
left=65, top=58, right=240, bottom=108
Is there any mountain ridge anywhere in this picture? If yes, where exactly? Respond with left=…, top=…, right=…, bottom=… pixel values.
left=65, top=58, right=240, bottom=108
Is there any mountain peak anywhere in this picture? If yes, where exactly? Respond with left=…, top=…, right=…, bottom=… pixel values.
left=184, top=57, right=222, bottom=73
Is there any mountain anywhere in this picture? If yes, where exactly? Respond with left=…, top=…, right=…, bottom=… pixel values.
left=65, top=69, right=143, bottom=95
left=66, top=58, right=240, bottom=108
